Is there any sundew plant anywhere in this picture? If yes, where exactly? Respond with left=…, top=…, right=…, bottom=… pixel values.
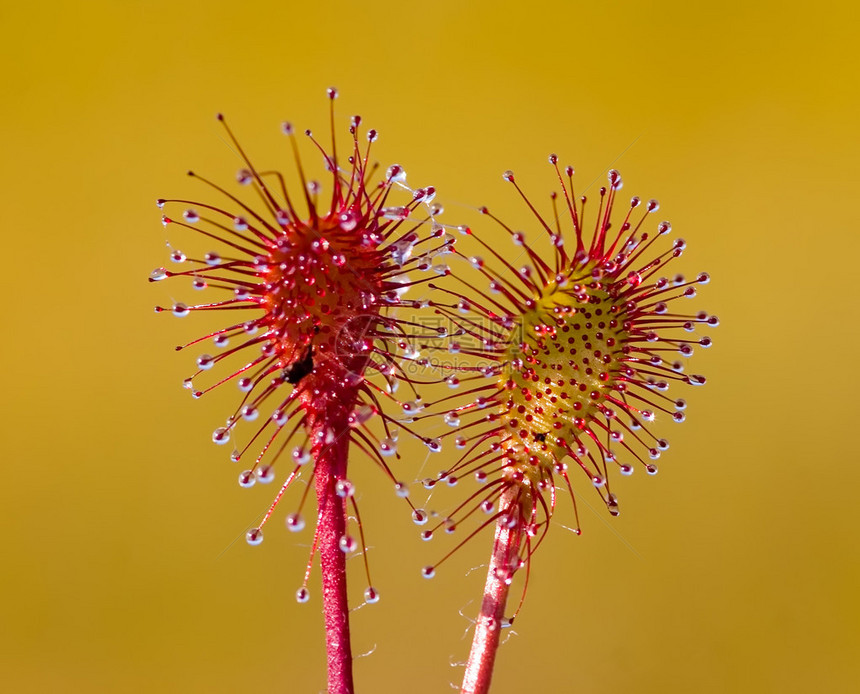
left=152, top=93, right=716, bottom=694
left=414, top=162, right=716, bottom=693
left=152, top=90, right=457, bottom=694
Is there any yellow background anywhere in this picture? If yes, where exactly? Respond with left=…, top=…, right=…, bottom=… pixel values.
left=2, top=1, right=858, bottom=692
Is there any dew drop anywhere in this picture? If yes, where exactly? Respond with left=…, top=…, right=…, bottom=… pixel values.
left=286, top=513, right=305, bottom=532
left=197, top=354, right=214, bottom=370
left=364, top=587, right=379, bottom=604
left=402, top=343, right=421, bottom=360
left=338, top=209, right=359, bottom=231
left=245, top=528, right=263, bottom=545
left=381, top=205, right=409, bottom=221
left=348, top=404, right=375, bottom=427
left=607, top=494, right=620, bottom=516
left=292, top=446, right=311, bottom=465
left=296, top=587, right=310, bottom=603
left=379, top=438, right=397, bottom=456
left=335, top=479, right=355, bottom=498
left=212, top=427, right=230, bottom=445
left=172, top=303, right=190, bottom=318
left=386, top=164, right=406, bottom=183
left=339, top=535, right=358, bottom=553
left=310, top=237, right=330, bottom=254
left=238, top=470, right=255, bottom=488
left=412, top=509, right=428, bottom=525
left=425, top=438, right=442, bottom=453
left=150, top=267, right=168, bottom=281
left=394, top=481, right=410, bottom=498
left=422, top=566, right=436, bottom=579
left=402, top=400, right=422, bottom=414
left=256, top=465, right=275, bottom=484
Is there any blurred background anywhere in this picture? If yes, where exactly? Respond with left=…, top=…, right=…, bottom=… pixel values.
left=2, top=1, right=858, bottom=692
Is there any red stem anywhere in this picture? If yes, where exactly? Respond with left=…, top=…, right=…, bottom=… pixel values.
left=313, top=423, right=355, bottom=694
left=461, top=488, right=523, bottom=694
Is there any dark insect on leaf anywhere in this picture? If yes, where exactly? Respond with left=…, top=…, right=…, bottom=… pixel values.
left=284, top=345, right=315, bottom=384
